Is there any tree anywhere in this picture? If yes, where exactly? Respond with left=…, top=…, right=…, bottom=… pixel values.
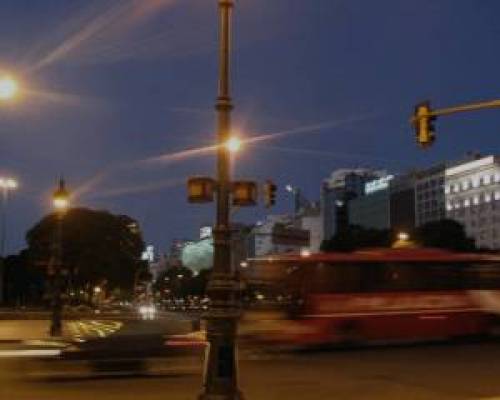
left=4, top=249, right=45, bottom=307
left=26, top=208, right=145, bottom=295
left=414, top=219, right=475, bottom=251
left=181, top=238, right=213, bottom=273
left=321, top=225, right=392, bottom=252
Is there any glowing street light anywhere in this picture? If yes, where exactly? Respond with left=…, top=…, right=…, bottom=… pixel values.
left=397, top=232, right=409, bottom=241
left=300, top=249, right=311, bottom=258
left=0, top=178, right=18, bottom=190
left=0, top=76, right=18, bottom=101
left=225, top=136, right=242, bottom=153
left=53, top=179, right=70, bottom=213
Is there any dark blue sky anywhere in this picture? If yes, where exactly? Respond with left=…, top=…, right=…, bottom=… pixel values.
left=1, top=0, right=500, bottom=254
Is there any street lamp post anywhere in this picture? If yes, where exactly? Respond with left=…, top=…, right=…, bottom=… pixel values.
left=199, top=1, right=242, bottom=399
left=0, top=178, right=17, bottom=304
left=50, top=178, right=70, bottom=337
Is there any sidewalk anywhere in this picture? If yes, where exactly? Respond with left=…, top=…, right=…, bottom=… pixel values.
left=0, top=320, right=59, bottom=342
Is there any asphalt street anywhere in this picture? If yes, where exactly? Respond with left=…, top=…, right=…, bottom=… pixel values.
left=1, top=341, right=500, bottom=400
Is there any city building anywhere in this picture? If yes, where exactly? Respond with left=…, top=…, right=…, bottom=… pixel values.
left=298, top=203, right=323, bottom=252
left=348, top=175, right=392, bottom=230
left=247, top=215, right=310, bottom=257
left=167, top=239, right=194, bottom=267
left=389, top=172, right=417, bottom=233
left=321, top=168, right=385, bottom=240
left=445, top=155, right=500, bottom=249
left=415, top=164, right=446, bottom=227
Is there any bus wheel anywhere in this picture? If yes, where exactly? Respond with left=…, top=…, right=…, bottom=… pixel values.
left=335, top=320, right=364, bottom=347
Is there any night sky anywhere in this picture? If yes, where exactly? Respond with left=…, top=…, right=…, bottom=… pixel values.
left=1, top=0, right=500, bottom=255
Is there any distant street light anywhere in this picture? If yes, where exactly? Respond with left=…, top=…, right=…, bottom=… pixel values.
left=397, top=232, right=409, bottom=242
left=225, top=136, right=242, bottom=153
left=50, top=178, right=70, bottom=337
left=0, top=76, right=18, bottom=101
left=0, top=177, right=18, bottom=303
left=300, top=249, right=311, bottom=258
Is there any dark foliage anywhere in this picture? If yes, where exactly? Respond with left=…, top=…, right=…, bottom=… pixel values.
left=25, top=208, right=145, bottom=292
left=414, top=219, right=476, bottom=251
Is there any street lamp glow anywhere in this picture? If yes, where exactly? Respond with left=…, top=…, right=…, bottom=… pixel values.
left=225, top=137, right=242, bottom=153
left=0, top=76, right=18, bottom=100
left=0, top=178, right=18, bottom=190
left=285, top=184, right=294, bottom=193
left=398, top=232, right=409, bottom=241
left=93, top=286, right=102, bottom=294
left=53, top=197, right=69, bottom=211
left=53, top=179, right=70, bottom=212
left=300, top=249, right=311, bottom=258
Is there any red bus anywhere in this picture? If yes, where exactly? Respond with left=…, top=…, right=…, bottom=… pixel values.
left=247, top=248, right=500, bottom=346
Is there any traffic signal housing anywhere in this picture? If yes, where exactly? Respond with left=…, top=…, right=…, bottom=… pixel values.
left=413, top=101, right=436, bottom=148
left=263, top=180, right=277, bottom=208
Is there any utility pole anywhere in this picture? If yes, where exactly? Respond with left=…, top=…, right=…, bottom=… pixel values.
left=199, top=1, right=242, bottom=399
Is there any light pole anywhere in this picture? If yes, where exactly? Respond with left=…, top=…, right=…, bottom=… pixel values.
left=199, top=1, right=242, bottom=399
left=50, top=178, right=70, bottom=337
left=0, top=177, right=17, bottom=304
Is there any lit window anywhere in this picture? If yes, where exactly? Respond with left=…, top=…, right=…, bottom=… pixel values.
left=446, top=202, right=453, bottom=211
left=495, top=173, right=500, bottom=183
left=485, top=193, right=492, bottom=203
left=453, top=184, right=460, bottom=193
left=495, top=191, right=500, bottom=201
left=444, top=185, right=450, bottom=194
left=454, top=202, right=460, bottom=209
left=484, top=175, right=492, bottom=185
left=462, top=181, right=469, bottom=190
left=473, top=195, right=480, bottom=205
left=464, top=199, right=471, bottom=207
left=473, top=178, right=480, bottom=188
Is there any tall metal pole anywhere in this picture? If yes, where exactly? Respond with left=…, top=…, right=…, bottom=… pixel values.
left=200, top=1, right=242, bottom=399
left=0, top=188, right=8, bottom=259
left=0, top=188, right=8, bottom=304
left=50, top=178, right=69, bottom=337
left=50, top=212, right=63, bottom=337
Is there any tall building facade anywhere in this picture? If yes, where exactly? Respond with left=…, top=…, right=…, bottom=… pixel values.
left=389, top=172, right=417, bottom=232
left=415, top=164, right=446, bottom=227
left=348, top=175, right=392, bottom=230
left=445, top=155, right=500, bottom=249
left=321, top=168, right=385, bottom=240
left=247, top=215, right=309, bottom=257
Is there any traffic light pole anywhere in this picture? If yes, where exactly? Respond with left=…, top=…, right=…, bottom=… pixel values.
left=199, top=1, right=242, bottom=399
left=411, top=99, right=500, bottom=124
left=411, top=98, right=500, bottom=148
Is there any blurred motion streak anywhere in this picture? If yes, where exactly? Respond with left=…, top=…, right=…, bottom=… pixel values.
left=29, top=0, right=178, bottom=72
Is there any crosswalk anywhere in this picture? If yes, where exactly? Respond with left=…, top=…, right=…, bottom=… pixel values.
left=66, top=320, right=123, bottom=342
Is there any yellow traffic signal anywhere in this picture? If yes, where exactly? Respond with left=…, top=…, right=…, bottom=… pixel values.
left=232, top=180, right=257, bottom=206
left=263, top=180, right=277, bottom=208
left=413, top=101, right=436, bottom=148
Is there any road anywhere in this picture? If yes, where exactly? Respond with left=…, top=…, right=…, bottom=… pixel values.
left=2, top=340, right=500, bottom=399
left=2, top=312, right=500, bottom=399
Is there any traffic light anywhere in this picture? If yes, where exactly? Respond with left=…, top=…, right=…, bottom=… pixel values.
left=263, top=180, right=277, bottom=208
left=413, top=101, right=436, bottom=148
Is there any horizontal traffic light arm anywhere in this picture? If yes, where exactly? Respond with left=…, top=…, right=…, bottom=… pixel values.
left=410, top=99, right=500, bottom=124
